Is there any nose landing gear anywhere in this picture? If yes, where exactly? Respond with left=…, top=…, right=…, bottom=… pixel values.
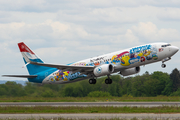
left=161, top=57, right=171, bottom=68
left=161, top=64, right=166, bottom=68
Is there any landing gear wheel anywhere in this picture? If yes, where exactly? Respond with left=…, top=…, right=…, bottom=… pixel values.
left=92, top=79, right=96, bottom=84
left=89, top=79, right=96, bottom=84
left=105, top=79, right=109, bottom=84
left=89, top=79, right=93, bottom=84
left=109, top=79, right=112, bottom=84
left=105, top=78, right=112, bottom=84
left=161, top=64, right=166, bottom=68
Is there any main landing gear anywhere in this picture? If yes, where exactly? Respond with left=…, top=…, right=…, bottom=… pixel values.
left=89, top=76, right=112, bottom=84
left=89, top=78, right=96, bottom=84
left=105, top=76, right=112, bottom=84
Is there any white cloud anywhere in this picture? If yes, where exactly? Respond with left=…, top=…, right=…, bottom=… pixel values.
left=0, top=0, right=180, bottom=14
left=1, top=0, right=180, bottom=81
left=56, top=7, right=137, bottom=24
left=131, top=22, right=180, bottom=42
left=112, top=29, right=140, bottom=48
left=0, top=0, right=46, bottom=12
left=157, top=8, right=180, bottom=21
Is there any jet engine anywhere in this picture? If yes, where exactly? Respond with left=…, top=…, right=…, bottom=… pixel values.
left=120, top=67, right=140, bottom=76
left=93, top=64, right=114, bottom=77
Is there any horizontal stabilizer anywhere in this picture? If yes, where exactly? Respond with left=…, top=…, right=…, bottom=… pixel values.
left=2, top=75, right=37, bottom=78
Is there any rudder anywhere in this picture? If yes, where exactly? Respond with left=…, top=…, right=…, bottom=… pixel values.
left=18, top=42, right=51, bottom=75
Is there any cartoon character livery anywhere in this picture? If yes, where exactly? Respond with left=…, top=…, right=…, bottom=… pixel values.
left=2, top=42, right=179, bottom=84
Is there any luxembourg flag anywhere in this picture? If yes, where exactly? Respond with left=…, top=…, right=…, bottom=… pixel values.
left=18, top=42, right=43, bottom=63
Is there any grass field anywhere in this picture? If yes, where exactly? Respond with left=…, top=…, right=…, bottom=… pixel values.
left=0, top=96, right=179, bottom=119
left=0, top=96, right=180, bottom=102
left=0, top=118, right=176, bottom=120
left=0, top=106, right=180, bottom=113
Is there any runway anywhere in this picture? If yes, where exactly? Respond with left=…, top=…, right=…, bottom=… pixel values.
left=0, top=102, right=180, bottom=107
left=0, top=113, right=180, bottom=119
left=0, top=102, right=180, bottom=119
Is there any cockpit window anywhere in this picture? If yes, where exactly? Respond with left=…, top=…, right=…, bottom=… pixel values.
left=167, top=44, right=171, bottom=46
left=161, top=44, right=171, bottom=47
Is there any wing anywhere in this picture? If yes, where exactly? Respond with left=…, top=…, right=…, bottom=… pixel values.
left=2, top=75, right=37, bottom=78
left=21, top=47, right=95, bottom=74
left=29, top=61, right=95, bottom=74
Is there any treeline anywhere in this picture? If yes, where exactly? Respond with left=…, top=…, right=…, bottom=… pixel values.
left=1, top=68, right=180, bottom=97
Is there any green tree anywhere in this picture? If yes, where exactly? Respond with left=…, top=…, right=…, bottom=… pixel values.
left=121, top=77, right=132, bottom=96
left=5, top=81, right=26, bottom=97
left=0, top=85, right=7, bottom=96
left=170, top=68, right=180, bottom=92
left=131, top=76, right=146, bottom=97
left=152, top=71, right=171, bottom=95
left=41, top=89, right=56, bottom=97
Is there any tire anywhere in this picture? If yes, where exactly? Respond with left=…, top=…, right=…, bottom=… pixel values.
left=105, top=79, right=109, bottom=84
left=161, top=64, right=166, bottom=68
left=92, top=79, right=96, bottom=84
left=109, top=79, right=112, bottom=84
left=89, top=79, right=93, bottom=84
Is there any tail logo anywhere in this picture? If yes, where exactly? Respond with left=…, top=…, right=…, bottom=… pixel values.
left=21, top=45, right=25, bottom=49
left=26, top=52, right=32, bottom=58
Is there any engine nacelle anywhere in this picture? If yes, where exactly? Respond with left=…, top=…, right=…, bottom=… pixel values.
left=93, top=64, right=114, bottom=77
left=120, top=67, right=140, bottom=76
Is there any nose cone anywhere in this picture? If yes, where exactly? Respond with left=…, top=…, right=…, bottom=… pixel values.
left=171, top=46, right=179, bottom=54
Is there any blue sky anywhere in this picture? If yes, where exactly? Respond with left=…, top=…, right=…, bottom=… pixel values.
left=1, top=0, right=180, bottom=80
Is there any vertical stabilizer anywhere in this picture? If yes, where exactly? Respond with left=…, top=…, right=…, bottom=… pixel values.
left=18, top=42, right=51, bottom=75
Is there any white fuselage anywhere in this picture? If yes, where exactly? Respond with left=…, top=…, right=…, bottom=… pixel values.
left=42, top=42, right=179, bottom=84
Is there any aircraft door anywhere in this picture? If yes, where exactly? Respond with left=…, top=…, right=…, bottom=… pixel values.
left=157, top=44, right=166, bottom=60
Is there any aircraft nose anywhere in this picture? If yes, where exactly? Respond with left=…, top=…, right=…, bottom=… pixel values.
left=171, top=46, right=179, bottom=54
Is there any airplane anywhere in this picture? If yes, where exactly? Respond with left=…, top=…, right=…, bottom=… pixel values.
left=2, top=42, right=179, bottom=84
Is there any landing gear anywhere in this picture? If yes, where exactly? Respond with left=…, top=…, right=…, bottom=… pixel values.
left=105, top=75, right=112, bottom=84
left=105, top=78, right=112, bottom=84
left=89, top=78, right=96, bottom=84
left=161, top=64, right=166, bottom=68
left=161, top=57, right=171, bottom=68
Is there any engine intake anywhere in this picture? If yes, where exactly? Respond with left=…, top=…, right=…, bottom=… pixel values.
left=120, top=67, right=140, bottom=76
left=93, top=64, right=114, bottom=77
